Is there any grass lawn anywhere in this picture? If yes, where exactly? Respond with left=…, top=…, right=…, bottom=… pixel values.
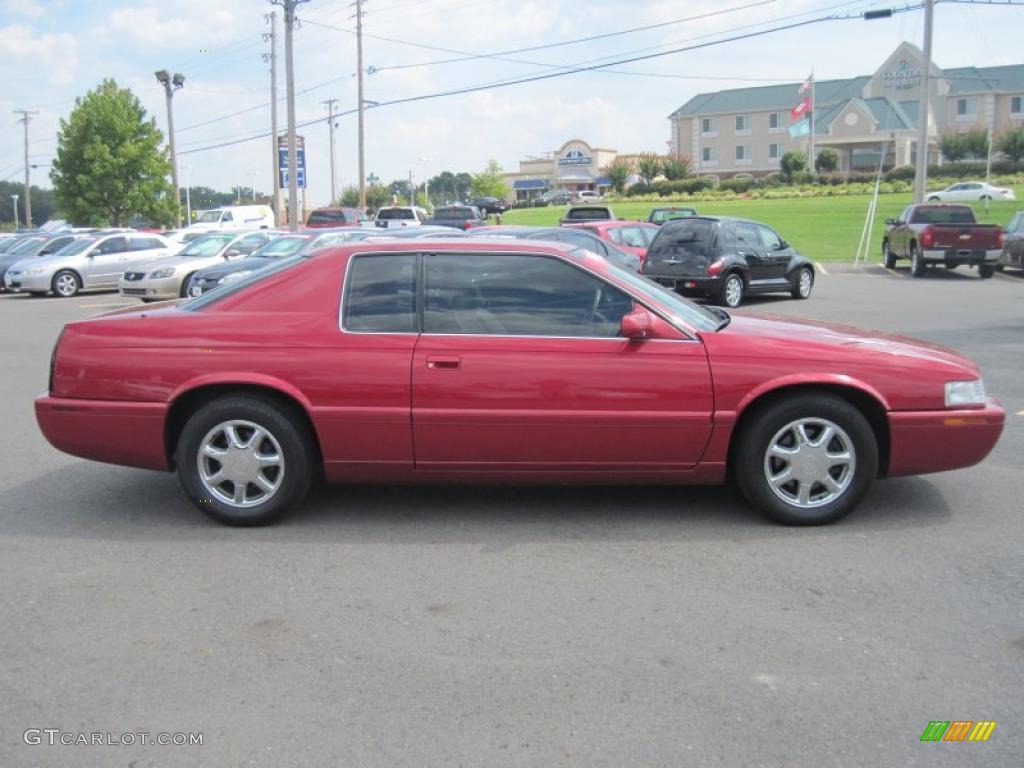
left=500, top=184, right=1024, bottom=263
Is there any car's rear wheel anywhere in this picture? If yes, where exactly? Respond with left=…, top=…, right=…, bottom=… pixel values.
left=175, top=395, right=315, bottom=526
left=52, top=270, right=80, bottom=298
left=882, top=240, right=896, bottom=269
left=978, top=264, right=995, bottom=279
left=735, top=394, right=878, bottom=525
left=790, top=266, right=814, bottom=299
left=718, top=272, right=744, bottom=307
left=980, top=194, right=991, bottom=201
left=910, top=245, right=926, bottom=278
left=927, top=195, right=940, bottom=202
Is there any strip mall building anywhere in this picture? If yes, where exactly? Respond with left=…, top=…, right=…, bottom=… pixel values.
left=667, top=42, right=1024, bottom=178
left=503, top=140, right=628, bottom=203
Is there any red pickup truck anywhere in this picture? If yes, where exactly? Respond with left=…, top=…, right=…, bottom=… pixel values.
left=883, top=204, right=1004, bottom=278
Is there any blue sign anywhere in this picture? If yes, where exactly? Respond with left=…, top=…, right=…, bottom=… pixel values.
left=277, top=134, right=306, bottom=189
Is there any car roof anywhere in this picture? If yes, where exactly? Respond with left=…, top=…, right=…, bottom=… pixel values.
left=318, top=237, right=578, bottom=257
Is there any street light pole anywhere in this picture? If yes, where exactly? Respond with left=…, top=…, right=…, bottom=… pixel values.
left=155, top=70, right=185, bottom=227
left=13, top=109, right=38, bottom=226
left=251, top=170, right=258, bottom=202
left=185, top=166, right=192, bottom=225
left=913, top=0, right=934, bottom=203
left=11, top=194, right=19, bottom=229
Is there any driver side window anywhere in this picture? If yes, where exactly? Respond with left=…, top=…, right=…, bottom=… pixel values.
left=423, top=254, right=632, bottom=338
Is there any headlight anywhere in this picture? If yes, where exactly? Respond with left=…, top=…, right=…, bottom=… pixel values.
left=25, top=267, right=48, bottom=276
left=217, top=270, right=252, bottom=284
left=149, top=268, right=175, bottom=279
left=945, top=379, right=986, bottom=407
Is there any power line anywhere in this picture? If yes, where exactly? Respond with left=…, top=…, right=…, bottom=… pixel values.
left=179, top=3, right=922, bottom=156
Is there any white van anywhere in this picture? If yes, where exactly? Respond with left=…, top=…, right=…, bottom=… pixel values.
left=188, top=205, right=275, bottom=232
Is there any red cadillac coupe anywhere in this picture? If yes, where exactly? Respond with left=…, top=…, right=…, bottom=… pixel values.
left=36, top=240, right=1004, bottom=526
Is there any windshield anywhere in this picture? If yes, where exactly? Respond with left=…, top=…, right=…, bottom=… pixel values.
left=377, top=208, right=415, bottom=220
left=250, top=236, right=312, bottom=258
left=9, top=237, right=46, bottom=255
left=197, top=210, right=222, bottom=223
left=432, top=207, right=475, bottom=220
left=180, top=254, right=307, bottom=310
left=180, top=234, right=237, bottom=257
left=579, top=250, right=720, bottom=332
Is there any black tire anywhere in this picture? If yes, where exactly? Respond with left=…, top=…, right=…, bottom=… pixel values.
left=978, top=264, right=995, bottom=279
left=29, top=291, right=47, bottom=298
left=980, top=195, right=991, bottom=201
left=910, top=245, right=926, bottom=278
left=882, top=240, right=896, bottom=269
left=52, top=269, right=80, bottom=298
left=175, top=395, right=316, bottom=526
left=717, top=272, right=745, bottom=308
left=735, top=394, right=878, bottom=525
left=179, top=274, right=195, bottom=298
left=790, top=266, right=814, bottom=299
left=927, top=195, right=940, bottom=202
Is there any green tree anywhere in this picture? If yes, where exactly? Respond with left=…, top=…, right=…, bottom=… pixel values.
left=635, top=153, right=662, bottom=185
left=779, top=151, right=807, bottom=182
left=995, top=127, right=1024, bottom=163
left=661, top=156, right=692, bottom=181
left=0, top=181, right=57, bottom=227
left=454, top=172, right=472, bottom=201
left=815, top=148, right=839, bottom=173
left=940, top=133, right=968, bottom=163
left=961, top=128, right=989, bottom=160
left=605, top=157, right=634, bottom=193
left=470, top=159, right=509, bottom=198
left=50, top=79, right=176, bottom=227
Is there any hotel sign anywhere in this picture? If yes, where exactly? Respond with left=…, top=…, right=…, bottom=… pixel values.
left=881, top=59, right=922, bottom=90
left=558, top=148, right=591, bottom=166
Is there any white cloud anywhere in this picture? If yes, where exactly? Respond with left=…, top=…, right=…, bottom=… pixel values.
left=0, top=0, right=47, bottom=19
left=106, top=1, right=238, bottom=47
left=0, top=24, right=79, bottom=87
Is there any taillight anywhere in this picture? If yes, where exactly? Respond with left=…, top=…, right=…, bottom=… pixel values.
left=997, top=228, right=1005, bottom=248
left=920, top=226, right=933, bottom=249
left=707, top=259, right=725, bottom=275
left=49, top=327, right=66, bottom=394
left=465, top=221, right=475, bottom=229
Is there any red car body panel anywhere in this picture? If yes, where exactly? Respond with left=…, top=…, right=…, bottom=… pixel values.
left=36, top=240, right=1005, bottom=489
left=563, top=221, right=661, bottom=261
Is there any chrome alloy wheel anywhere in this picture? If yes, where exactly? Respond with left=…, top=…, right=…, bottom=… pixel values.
left=55, top=272, right=78, bottom=297
left=763, top=418, right=856, bottom=509
left=797, top=268, right=813, bottom=297
left=723, top=275, right=743, bottom=307
left=197, top=420, right=285, bottom=508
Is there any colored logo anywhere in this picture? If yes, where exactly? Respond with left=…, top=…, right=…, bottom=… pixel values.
left=920, top=721, right=997, bottom=742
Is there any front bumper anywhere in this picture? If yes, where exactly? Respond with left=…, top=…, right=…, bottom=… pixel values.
left=887, top=398, right=1005, bottom=477
left=4, top=270, right=53, bottom=292
left=119, top=275, right=181, bottom=301
left=922, top=248, right=1002, bottom=266
left=35, top=395, right=171, bottom=471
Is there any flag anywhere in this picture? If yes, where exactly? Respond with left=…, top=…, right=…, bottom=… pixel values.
left=791, top=97, right=811, bottom=121
left=799, top=73, right=813, bottom=95
left=788, top=120, right=811, bottom=139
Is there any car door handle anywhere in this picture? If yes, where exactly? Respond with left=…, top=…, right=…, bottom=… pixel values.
left=426, top=356, right=461, bottom=370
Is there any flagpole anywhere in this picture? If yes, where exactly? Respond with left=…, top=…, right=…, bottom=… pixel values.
left=809, top=71, right=816, bottom=173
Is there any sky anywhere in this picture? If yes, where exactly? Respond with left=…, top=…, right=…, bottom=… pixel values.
left=1, top=0, right=1023, bottom=209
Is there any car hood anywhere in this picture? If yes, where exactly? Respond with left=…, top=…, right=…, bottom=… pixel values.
left=194, top=258, right=270, bottom=280
left=136, top=254, right=224, bottom=273
left=706, top=312, right=976, bottom=372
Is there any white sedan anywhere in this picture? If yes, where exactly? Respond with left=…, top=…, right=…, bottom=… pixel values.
left=926, top=181, right=1016, bottom=202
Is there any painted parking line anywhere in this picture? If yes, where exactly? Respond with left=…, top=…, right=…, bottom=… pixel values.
left=815, top=262, right=828, bottom=275
left=78, top=302, right=135, bottom=309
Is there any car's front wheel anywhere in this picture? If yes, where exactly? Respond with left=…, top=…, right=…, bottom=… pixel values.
left=790, top=266, right=814, bottom=299
left=735, top=394, right=878, bottom=525
left=718, top=272, right=744, bottom=307
left=882, top=240, right=896, bottom=269
left=175, top=395, right=315, bottom=526
left=52, top=270, right=80, bottom=298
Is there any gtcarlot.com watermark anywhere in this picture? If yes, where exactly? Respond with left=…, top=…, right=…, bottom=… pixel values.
left=24, top=729, right=203, bottom=746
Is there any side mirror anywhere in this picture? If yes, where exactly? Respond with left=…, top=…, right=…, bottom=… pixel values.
left=777, top=240, right=789, bottom=250
left=224, top=248, right=242, bottom=258
left=620, top=308, right=653, bottom=340
left=885, top=218, right=896, bottom=226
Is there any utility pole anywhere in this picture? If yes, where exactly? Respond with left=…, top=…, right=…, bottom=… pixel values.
left=11, top=194, right=19, bottom=229
left=272, top=0, right=309, bottom=232
left=251, top=170, right=258, bottom=202
left=263, top=12, right=281, bottom=226
left=321, top=98, right=339, bottom=204
left=154, top=71, right=185, bottom=227
left=13, top=109, right=38, bottom=227
left=355, top=0, right=366, bottom=209
left=185, top=165, right=192, bottom=224
left=913, top=0, right=934, bottom=203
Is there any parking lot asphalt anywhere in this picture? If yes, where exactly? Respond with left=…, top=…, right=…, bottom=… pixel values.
left=1, top=266, right=1022, bottom=767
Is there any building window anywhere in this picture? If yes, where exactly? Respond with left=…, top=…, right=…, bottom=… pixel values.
left=735, top=115, right=751, bottom=134
left=1012, top=96, right=1023, bottom=115
left=702, top=147, right=717, bottom=165
left=956, top=97, right=977, bottom=119
left=701, top=117, right=717, bottom=136
left=735, top=145, right=751, bottom=164
left=768, top=143, right=783, bottom=160
left=768, top=112, right=785, bottom=131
